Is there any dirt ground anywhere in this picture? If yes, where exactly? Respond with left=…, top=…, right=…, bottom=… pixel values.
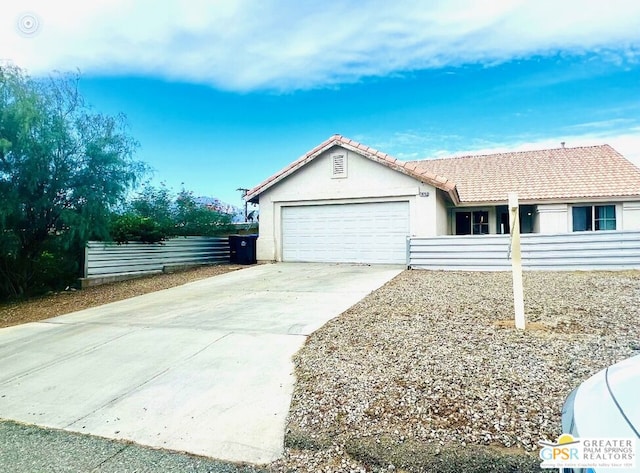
left=0, top=264, right=245, bottom=328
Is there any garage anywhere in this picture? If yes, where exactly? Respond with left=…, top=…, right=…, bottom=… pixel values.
left=244, top=136, right=452, bottom=263
left=281, top=201, right=410, bottom=264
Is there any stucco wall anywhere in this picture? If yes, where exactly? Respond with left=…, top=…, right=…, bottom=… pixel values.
left=435, top=190, right=450, bottom=235
left=537, top=204, right=569, bottom=233
left=622, top=202, right=640, bottom=230
left=255, top=145, right=444, bottom=261
left=536, top=201, right=640, bottom=233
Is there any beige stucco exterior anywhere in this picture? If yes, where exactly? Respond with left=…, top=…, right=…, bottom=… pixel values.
left=432, top=200, right=640, bottom=236
left=622, top=202, right=640, bottom=230
left=537, top=204, right=570, bottom=233
left=536, top=202, right=640, bottom=233
left=251, top=141, right=640, bottom=262
left=255, top=145, right=446, bottom=262
left=435, top=190, right=450, bottom=235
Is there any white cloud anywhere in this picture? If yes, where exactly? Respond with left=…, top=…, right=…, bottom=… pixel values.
left=420, top=129, right=640, bottom=168
left=1, top=0, right=640, bottom=90
left=360, top=118, right=640, bottom=170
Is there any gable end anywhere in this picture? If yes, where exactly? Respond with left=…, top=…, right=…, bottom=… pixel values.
left=331, top=153, right=347, bottom=178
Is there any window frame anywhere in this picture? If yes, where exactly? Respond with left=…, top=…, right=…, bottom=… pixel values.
left=572, top=204, right=616, bottom=232
left=455, top=209, right=490, bottom=235
left=594, top=205, right=616, bottom=231
left=472, top=210, right=490, bottom=235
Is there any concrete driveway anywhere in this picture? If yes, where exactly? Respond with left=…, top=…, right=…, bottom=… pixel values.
left=0, top=263, right=401, bottom=464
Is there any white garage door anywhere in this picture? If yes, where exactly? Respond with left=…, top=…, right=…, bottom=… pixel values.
left=281, top=201, right=410, bottom=264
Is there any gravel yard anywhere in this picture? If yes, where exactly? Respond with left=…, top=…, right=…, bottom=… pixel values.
left=2, top=266, right=639, bottom=472
left=271, top=270, right=640, bottom=473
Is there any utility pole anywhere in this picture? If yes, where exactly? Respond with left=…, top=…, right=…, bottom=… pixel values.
left=236, top=188, right=249, bottom=222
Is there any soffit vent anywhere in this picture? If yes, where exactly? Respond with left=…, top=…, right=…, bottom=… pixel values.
left=332, top=153, right=347, bottom=178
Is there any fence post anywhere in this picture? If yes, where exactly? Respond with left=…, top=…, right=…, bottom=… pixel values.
left=508, top=193, right=526, bottom=330
left=83, top=243, right=89, bottom=278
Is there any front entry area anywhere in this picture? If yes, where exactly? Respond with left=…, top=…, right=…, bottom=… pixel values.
left=281, top=201, right=410, bottom=264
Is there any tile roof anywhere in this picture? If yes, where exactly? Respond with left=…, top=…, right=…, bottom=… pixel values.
left=409, top=145, right=640, bottom=204
left=245, top=136, right=640, bottom=206
left=245, top=134, right=460, bottom=204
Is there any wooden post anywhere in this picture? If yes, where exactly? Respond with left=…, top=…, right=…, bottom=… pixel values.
left=508, top=192, right=526, bottom=330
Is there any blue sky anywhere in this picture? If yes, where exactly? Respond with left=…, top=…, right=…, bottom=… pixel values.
left=2, top=1, right=640, bottom=208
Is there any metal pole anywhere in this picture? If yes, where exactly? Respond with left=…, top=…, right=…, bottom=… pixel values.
left=236, top=188, right=249, bottom=222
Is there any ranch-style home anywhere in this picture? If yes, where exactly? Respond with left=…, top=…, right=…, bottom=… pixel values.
left=245, top=135, right=640, bottom=265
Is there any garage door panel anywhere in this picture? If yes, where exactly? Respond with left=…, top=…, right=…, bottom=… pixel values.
left=281, top=202, right=409, bottom=264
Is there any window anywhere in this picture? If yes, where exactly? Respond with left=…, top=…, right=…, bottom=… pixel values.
left=595, top=205, right=616, bottom=230
left=572, top=205, right=616, bottom=231
left=331, top=153, right=347, bottom=178
left=496, top=205, right=537, bottom=234
left=455, top=210, right=489, bottom=235
left=497, top=206, right=510, bottom=234
left=473, top=211, right=489, bottom=234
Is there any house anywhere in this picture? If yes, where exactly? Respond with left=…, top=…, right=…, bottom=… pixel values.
left=245, top=135, right=640, bottom=264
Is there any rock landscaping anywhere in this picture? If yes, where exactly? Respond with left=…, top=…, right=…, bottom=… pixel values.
left=271, top=270, right=640, bottom=472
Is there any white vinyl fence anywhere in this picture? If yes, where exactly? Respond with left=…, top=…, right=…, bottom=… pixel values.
left=408, top=231, right=640, bottom=271
left=84, top=236, right=230, bottom=278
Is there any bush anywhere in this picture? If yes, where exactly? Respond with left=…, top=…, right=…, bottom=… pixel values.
left=110, top=214, right=164, bottom=243
left=0, top=234, right=82, bottom=298
left=107, top=185, right=235, bottom=243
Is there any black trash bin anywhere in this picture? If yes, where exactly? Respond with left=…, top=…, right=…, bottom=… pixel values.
left=228, top=234, right=258, bottom=265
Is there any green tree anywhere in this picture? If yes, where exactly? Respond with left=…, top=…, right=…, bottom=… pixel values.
left=110, top=183, right=173, bottom=243
left=0, top=63, right=145, bottom=298
left=109, top=184, right=234, bottom=243
left=129, top=183, right=174, bottom=232
left=173, top=189, right=234, bottom=236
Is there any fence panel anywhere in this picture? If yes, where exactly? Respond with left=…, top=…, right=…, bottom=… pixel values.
left=408, top=231, right=640, bottom=271
left=85, top=236, right=230, bottom=277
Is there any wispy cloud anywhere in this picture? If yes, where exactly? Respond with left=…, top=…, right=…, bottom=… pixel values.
left=441, top=131, right=640, bottom=162
left=362, top=117, right=640, bottom=168
left=565, top=118, right=638, bottom=130
left=473, top=133, right=640, bottom=171
left=2, top=0, right=639, bottom=91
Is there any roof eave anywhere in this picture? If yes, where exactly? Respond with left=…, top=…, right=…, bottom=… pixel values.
left=335, top=141, right=459, bottom=197
left=244, top=135, right=460, bottom=202
left=453, top=194, right=640, bottom=207
left=244, top=134, right=344, bottom=202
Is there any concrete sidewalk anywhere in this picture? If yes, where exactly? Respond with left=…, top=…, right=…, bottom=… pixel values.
left=0, top=263, right=402, bottom=465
